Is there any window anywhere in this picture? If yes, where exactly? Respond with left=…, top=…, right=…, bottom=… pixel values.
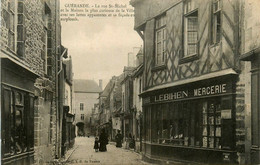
left=183, top=0, right=198, bottom=58
left=149, top=97, right=235, bottom=149
left=81, top=114, right=84, bottom=120
left=80, top=103, right=84, bottom=110
left=2, top=87, right=34, bottom=156
left=184, top=10, right=198, bottom=57
left=211, top=0, right=221, bottom=44
left=155, top=14, right=166, bottom=66
left=17, top=1, right=25, bottom=56
left=42, top=3, right=52, bottom=76
left=3, top=1, right=17, bottom=52
left=144, top=107, right=151, bottom=142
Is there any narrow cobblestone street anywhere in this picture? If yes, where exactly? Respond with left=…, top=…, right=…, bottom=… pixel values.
left=64, top=137, right=149, bottom=165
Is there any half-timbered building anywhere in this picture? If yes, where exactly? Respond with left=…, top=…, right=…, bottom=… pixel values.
left=131, top=0, right=252, bottom=164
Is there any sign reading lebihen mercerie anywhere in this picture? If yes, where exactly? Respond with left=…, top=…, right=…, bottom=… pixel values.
left=149, top=83, right=231, bottom=104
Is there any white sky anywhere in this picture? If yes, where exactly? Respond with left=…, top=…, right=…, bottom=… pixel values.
left=60, top=0, right=142, bottom=87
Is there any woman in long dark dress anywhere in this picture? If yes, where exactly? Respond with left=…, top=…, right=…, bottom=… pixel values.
left=115, top=130, right=123, bottom=148
left=99, top=129, right=108, bottom=152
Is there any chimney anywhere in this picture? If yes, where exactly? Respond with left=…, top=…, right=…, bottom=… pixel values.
left=128, top=52, right=135, bottom=67
left=99, top=79, right=102, bottom=90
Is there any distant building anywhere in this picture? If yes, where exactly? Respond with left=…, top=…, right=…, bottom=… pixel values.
left=74, top=79, right=102, bottom=136
left=132, top=47, right=144, bottom=152
left=98, top=77, right=115, bottom=137
left=121, top=66, right=135, bottom=142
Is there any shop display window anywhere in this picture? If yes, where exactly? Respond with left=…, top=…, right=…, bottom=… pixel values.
left=144, top=107, right=151, bottom=142
left=202, top=100, right=222, bottom=149
left=147, top=96, right=234, bottom=150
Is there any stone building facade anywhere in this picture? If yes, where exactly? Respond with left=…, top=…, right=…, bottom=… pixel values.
left=74, top=79, right=102, bottom=136
left=240, top=0, right=260, bottom=164
left=1, top=0, right=63, bottom=164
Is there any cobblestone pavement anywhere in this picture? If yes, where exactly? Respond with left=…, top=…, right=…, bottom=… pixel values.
left=64, top=137, right=151, bottom=165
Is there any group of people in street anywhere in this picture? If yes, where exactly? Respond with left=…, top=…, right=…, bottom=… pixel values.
left=94, top=129, right=109, bottom=152
left=94, top=130, right=135, bottom=152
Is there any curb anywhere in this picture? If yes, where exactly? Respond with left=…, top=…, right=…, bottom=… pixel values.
left=61, top=145, right=79, bottom=163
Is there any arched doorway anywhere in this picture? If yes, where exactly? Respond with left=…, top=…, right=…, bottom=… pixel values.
left=76, top=122, right=85, bottom=136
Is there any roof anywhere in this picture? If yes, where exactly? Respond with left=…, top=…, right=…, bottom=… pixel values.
left=74, top=79, right=102, bottom=93
left=132, top=64, right=143, bottom=78
left=100, top=80, right=114, bottom=97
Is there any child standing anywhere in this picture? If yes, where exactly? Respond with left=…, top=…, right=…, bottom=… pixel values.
left=94, top=137, right=99, bottom=152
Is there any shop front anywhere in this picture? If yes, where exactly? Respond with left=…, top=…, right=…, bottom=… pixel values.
left=1, top=58, right=38, bottom=165
left=141, top=75, right=238, bottom=164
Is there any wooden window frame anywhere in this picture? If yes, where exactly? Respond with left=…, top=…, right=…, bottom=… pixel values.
left=179, top=0, right=199, bottom=64
left=184, top=10, right=198, bottom=57
left=8, top=1, right=17, bottom=53
left=154, top=14, right=167, bottom=67
left=211, top=0, right=221, bottom=44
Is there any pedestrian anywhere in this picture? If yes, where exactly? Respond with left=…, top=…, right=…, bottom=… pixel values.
left=94, top=136, right=99, bottom=152
left=99, top=129, right=108, bottom=152
left=115, top=130, right=123, bottom=148
left=129, top=134, right=135, bottom=149
left=127, top=133, right=133, bottom=149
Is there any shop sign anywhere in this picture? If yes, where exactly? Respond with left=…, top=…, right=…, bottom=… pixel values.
left=223, top=153, right=231, bottom=162
left=145, top=81, right=233, bottom=105
left=221, top=109, right=232, bottom=119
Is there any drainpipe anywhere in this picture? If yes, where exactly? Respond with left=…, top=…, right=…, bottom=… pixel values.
left=56, top=47, right=67, bottom=158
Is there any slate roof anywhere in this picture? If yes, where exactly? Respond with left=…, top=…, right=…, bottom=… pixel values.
left=100, top=80, right=114, bottom=97
left=74, top=79, right=102, bottom=93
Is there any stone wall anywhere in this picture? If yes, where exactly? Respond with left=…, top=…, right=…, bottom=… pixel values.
left=235, top=61, right=251, bottom=164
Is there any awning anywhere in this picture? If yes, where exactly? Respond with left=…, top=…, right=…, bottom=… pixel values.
left=140, top=68, right=238, bottom=96
left=0, top=50, right=40, bottom=78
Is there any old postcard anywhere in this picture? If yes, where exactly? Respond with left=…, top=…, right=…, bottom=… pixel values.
left=1, top=0, right=260, bottom=164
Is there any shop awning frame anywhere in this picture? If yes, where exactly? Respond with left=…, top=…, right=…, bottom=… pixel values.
left=140, top=68, right=238, bottom=97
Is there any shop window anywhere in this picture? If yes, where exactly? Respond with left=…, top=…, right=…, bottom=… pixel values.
left=144, top=107, right=151, bottom=142
left=211, top=0, right=221, bottom=44
left=2, top=87, right=34, bottom=157
left=155, top=14, right=166, bottom=66
left=202, top=100, right=222, bottom=149
left=149, top=97, right=234, bottom=149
